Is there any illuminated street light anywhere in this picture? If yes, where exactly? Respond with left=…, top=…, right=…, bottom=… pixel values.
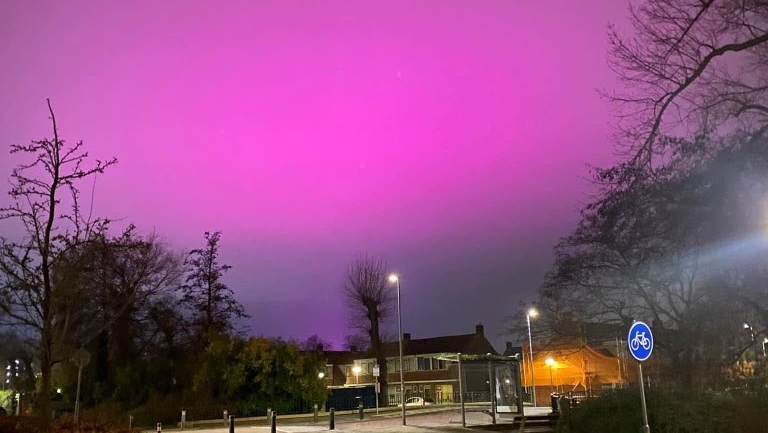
left=526, top=308, right=538, bottom=406
left=352, top=365, right=361, bottom=384
left=545, top=357, right=555, bottom=396
left=744, top=323, right=760, bottom=357
left=388, top=273, right=406, bottom=426
left=317, top=372, right=325, bottom=379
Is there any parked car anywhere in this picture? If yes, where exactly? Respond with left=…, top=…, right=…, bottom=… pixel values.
left=400, top=397, right=435, bottom=407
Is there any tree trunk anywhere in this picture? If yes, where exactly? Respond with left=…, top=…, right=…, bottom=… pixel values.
left=376, top=353, right=389, bottom=406
left=368, top=308, right=389, bottom=406
left=38, top=325, right=53, bottom=424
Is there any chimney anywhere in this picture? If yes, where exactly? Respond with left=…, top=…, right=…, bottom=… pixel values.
left=475, top=323, right=484, bottom=336
left=505, top=342, right=513, bottom=352
left=403, top=333, right=411, bottom=341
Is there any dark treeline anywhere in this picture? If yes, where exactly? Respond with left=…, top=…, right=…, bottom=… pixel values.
left=0, top=100, right=326, bottom=427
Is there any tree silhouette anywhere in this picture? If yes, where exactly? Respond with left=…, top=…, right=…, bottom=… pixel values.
left=0, top=99, right=117, bottom=421
left=606, top=0, right=768, bottom=176
left=179, top=231, right=247, bottom=342
left=341, top=254, right=394, bottom=405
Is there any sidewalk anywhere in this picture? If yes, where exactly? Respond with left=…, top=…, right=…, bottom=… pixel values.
left=149, top=406, right=553, bottom=433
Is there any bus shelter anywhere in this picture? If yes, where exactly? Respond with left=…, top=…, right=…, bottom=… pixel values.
left=436, top=353, right=524, bottom=427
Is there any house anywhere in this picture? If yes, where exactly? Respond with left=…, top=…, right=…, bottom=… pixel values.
left=319, top=350, right=359, bottom=388
left=524, top=339, right=623, bottom=404
left=520, top=321, right=628, bottom=405
left=345, top=324, right=499, bottom=405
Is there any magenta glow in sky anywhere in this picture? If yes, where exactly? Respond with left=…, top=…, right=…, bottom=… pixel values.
left=0, top=1, right=625, bottom=348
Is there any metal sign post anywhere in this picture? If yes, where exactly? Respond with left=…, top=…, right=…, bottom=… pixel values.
left=373, top=365, right=380, bottom=414
left=627, top=321, right=653, bottom=433
left=71, top=348, right=91, bottom=424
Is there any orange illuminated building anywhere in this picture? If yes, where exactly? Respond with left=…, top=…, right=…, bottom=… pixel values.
left=521, top=338, right=625, bottom=405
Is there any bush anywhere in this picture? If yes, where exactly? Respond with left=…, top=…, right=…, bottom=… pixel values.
left=79, top=401, right=126, bottom=426
left=121, top=392, right=188, bottom=427
left=558, top=389, right=768, bottom=433
left=0, top=416, right=137, bottom=433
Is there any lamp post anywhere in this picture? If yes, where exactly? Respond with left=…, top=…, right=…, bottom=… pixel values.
left=545, top=358, right=555, bottom=397
left=745, top=323, right=759, bottom=359
left=388, top=273, right=406, bottom=426
left=526, top=308, right=538, bottom=406
left=353, top=365, right=361, bottom=384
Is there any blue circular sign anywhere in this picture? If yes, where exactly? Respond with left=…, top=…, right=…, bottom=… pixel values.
left=627, top=321, right=653, bottom=362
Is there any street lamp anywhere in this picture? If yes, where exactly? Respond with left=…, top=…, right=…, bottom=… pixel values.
left=545, top=357, right=555, bottom=397
left=352, top=365, right=361, bottom=384
left=744, top=322, right=759, bottom=359
left=526, top=308, right=538, bottom=406
left=388, top=273, right=406, bottom=426
left=318, top=371, right=325, bottom=380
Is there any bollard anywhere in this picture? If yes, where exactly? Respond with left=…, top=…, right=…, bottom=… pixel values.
left=313, top=404, right=319, bottom=424
left=329, top=408, right=335, bottom=430
left=271, top=411, right=277, bottom=433
left=266, top=408, right=272, bottom=426
left=550, top=393, right=560, bottom=413
left=223, top=410, right=228, bottom=426
left=229, top=415, right=235, bottom=433
left=156, top=422, right=162, bottom=433
left=129, top=415, right=133, bottom=429
left=358, top=402, right=364, bottom=420
left=181, top=410, right=186, bottom=430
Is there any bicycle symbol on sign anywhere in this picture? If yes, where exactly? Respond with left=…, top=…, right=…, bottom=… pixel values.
left=630, top=331, right=651, bottom=351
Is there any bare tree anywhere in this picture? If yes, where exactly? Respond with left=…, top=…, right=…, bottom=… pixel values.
left=341, top=254, right=394, bottom=405
left=178, top=231, right=248, bottom=342
left=606, top=0, right=768, bottom=174
left=343, top=333, right=370, bottom=352
left=300, top=334, right=333, bottom=352
left=0, top=99, right=117, bottom=420
left=539, top=131, right=768, bottom=387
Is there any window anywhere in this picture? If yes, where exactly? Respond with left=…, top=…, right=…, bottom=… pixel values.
left=388, top=360, right=398, bottom=372
left=417, top=357, right=431, bottom=371
left=391, top=357, right=416, bottom=371
left=416, top=357, right=448, bottom=370
left=404, top=358, right=414, bottom=371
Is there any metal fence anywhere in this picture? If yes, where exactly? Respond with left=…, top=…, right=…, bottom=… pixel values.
left=451, top=391, right=492, bottom=403
left=557, top=390, right=602, bottom=410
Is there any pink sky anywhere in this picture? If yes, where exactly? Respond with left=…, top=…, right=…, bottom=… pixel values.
left=0, top=0, right=627, bottom=349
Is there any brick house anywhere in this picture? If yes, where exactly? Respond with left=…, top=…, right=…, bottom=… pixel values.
left=520, top=321, right=628, bottom=405
left=319, top=350, right=359, bottom=388
left=345, top=324, right=498, bottom=404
